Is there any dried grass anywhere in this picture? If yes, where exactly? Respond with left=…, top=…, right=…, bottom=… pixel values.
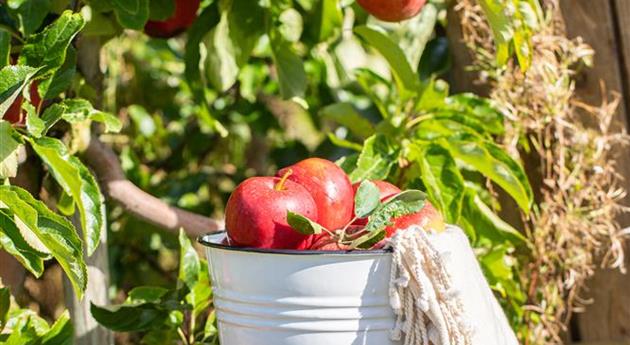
left=453, top=0, right=630, bottom=343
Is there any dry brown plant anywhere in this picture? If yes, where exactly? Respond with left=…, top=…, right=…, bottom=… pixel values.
left=453, top=0, right=630, bottom=343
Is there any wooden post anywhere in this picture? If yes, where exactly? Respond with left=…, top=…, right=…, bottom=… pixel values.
left=61, top=35, right=113, bottom=345
left=558, top=1, right=630, bottom=341
left=63, top=214, right=113, bottom=345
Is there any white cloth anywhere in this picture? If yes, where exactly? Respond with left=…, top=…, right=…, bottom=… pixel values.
left=388, top=225, right=519, bottom=345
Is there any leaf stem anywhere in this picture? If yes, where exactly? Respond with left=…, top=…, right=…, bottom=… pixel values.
left=177, top=327, right=190, bottom=345
left=275, top=169, right=293, bottom=191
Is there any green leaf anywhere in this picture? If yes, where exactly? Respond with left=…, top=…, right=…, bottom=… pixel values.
left=39, top=45, right=77, bottom=100
left=0, top=65, right=38, bottom=118
left=127, top=286, right=169, bottom=304
left=462, top=190, right=528, bottom=245
left=443, top=137, right=533, bottom=212
left=183, top=4, right=227, bottom=136
left=60, top=98, right=121, bottom=133
left=90, top=303, right=168, bottom=332
left=327, top=133, right=362, bottom=151
left=349, top=134, right=399, bottom=183
left=0, top=121, right=22, bottom=179
left=335, top=153, right=358, bottom=175
left=443, top=93, right=504, bottom=135
left=413, top=143, right=465, bottom=224
left=40, top=310, right=72, bottom=345
left=389, top=2, right=438, bottom=72
left=312, top=0, right=341, bottom=42
left=109, top=0, right=150, bottom=30
left=419, top=36, right=451, bottom=80
left=149, top=0, right=175, bottom=21
left=203, top=0, right=266, bottom=92
left=354, top=25, right=419, bottom=95
left=187, top=261, right=211, bottom=319
left=0, top=185, right=87, bottom=298
left=363, top=190, right=426, bottom=233
left=354, top=180, right=380, bottom=218
left=203, top=311, right=218, bottom=342
left=277, top=8, right=303, bottom=42
left=38, top=103, right=66, bottom=135
left=0, top=30, right=10, bottom=68
left=178, top=229, right=200, bottom=289
left=270, top=33, right=307, bottom=102
left=0, top=287, right=10, bottom=330
left=18, top=11, right=85, bottom=77
left=29, top=137, right=105, bottom=256
left=353, top=68, right=391, bottom=119
left=320, top=103, right=374, bottom=139
left=287, top=211, right=325, bottom=235
left=0, top=210, right=47, bottom=277
left=10, top=0, right=51, bottom=36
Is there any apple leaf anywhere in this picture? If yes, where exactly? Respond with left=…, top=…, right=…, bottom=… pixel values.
left=354, top=180, right=381, bottom=218
left=0, top=185, right=87, bottom=298
left=0, top=30, right=10, bottom=68
left=178, top=229, right=200, bottom=290
left=349, top=134, right=399, bottom=183
left=354, top=25, right=420, bottom=95
left=61, top=98, right=122, bottom=133
left=270, top=32, right=307, bottom=102
left=0, top=287, right=9, bottom=329
left=109, top=0, right=150, bottom=30
left=320, top=102, right=375, bottom=139
left=0, top=121, right=22, bottom=179
left=18, top=11, right=85, bottom=77
left=364, top=190, right=426, bottom=233
left=287, top=211, right=325, bottom=235
left=0, top=209, right=47, bottom=277
left=0, top=65, right=39, bottom=118
left=350, top=228, right=386, bottom=249
left=412, top=143, right=465, bottom=224
left=28, top=137, right=106, bottom=257
left=40, top=310, right=73, bottom=345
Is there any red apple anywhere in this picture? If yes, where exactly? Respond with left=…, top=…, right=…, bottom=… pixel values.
left=277, top=158, right=354, bottom=231
left=144, top=0, right=201, bottom=38
left=356, top=0, right=426, bottom=22
left=3, top=82, right=41, bottom=125
left=352, top=180, right=445, bottom=237
left=225, top=173, right=318, bottom=249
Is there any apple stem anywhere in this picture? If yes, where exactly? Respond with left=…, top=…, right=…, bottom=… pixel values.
left=275, top=169, right=293, bottom=191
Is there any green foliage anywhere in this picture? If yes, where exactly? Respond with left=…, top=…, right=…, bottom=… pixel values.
left=93, top=229, right=217, bottom=345
left=287, top=211, right=325, bottom=235
left=1, top=285, right=72, bottom=344
left=0, top=5, right=120, bottom=300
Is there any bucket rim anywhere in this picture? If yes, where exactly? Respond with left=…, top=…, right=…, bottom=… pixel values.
left=197, top=231, right=392, bottom=256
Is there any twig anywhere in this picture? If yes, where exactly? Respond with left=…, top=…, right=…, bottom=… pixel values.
left=82, top=136, right=224, bottom=238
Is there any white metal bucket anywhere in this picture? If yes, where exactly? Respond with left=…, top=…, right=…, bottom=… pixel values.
left=199, top=232, right=400, bottom=345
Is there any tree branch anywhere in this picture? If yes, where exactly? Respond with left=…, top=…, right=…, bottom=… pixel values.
left=83, top=136, right=224, bottom=237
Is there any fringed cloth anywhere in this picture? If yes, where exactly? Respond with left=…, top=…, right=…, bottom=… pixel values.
left=387, top=225, right=519, bottom=345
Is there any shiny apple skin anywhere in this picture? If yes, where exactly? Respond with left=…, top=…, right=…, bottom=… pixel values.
left=356, top=0, right=426, bottom=22
left=225, top=176, right=318, bottom=250
left=277, top=158, right=354, bottom=231
left=144, top=0, right=201, bottom=38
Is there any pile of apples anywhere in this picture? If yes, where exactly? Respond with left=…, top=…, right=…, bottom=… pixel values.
left=225, top=158, right=444, bottom=251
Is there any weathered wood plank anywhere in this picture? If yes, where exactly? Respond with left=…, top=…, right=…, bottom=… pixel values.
left=559, top=0, right=630, bottom=341
left=613, top=0, right=630, bottom=120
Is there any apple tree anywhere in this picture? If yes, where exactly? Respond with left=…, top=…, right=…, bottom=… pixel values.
left=0, top=0, right=541, bottom=344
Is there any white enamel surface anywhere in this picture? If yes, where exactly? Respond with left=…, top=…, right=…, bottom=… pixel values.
left=202, top=226, right=517, bottom=345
